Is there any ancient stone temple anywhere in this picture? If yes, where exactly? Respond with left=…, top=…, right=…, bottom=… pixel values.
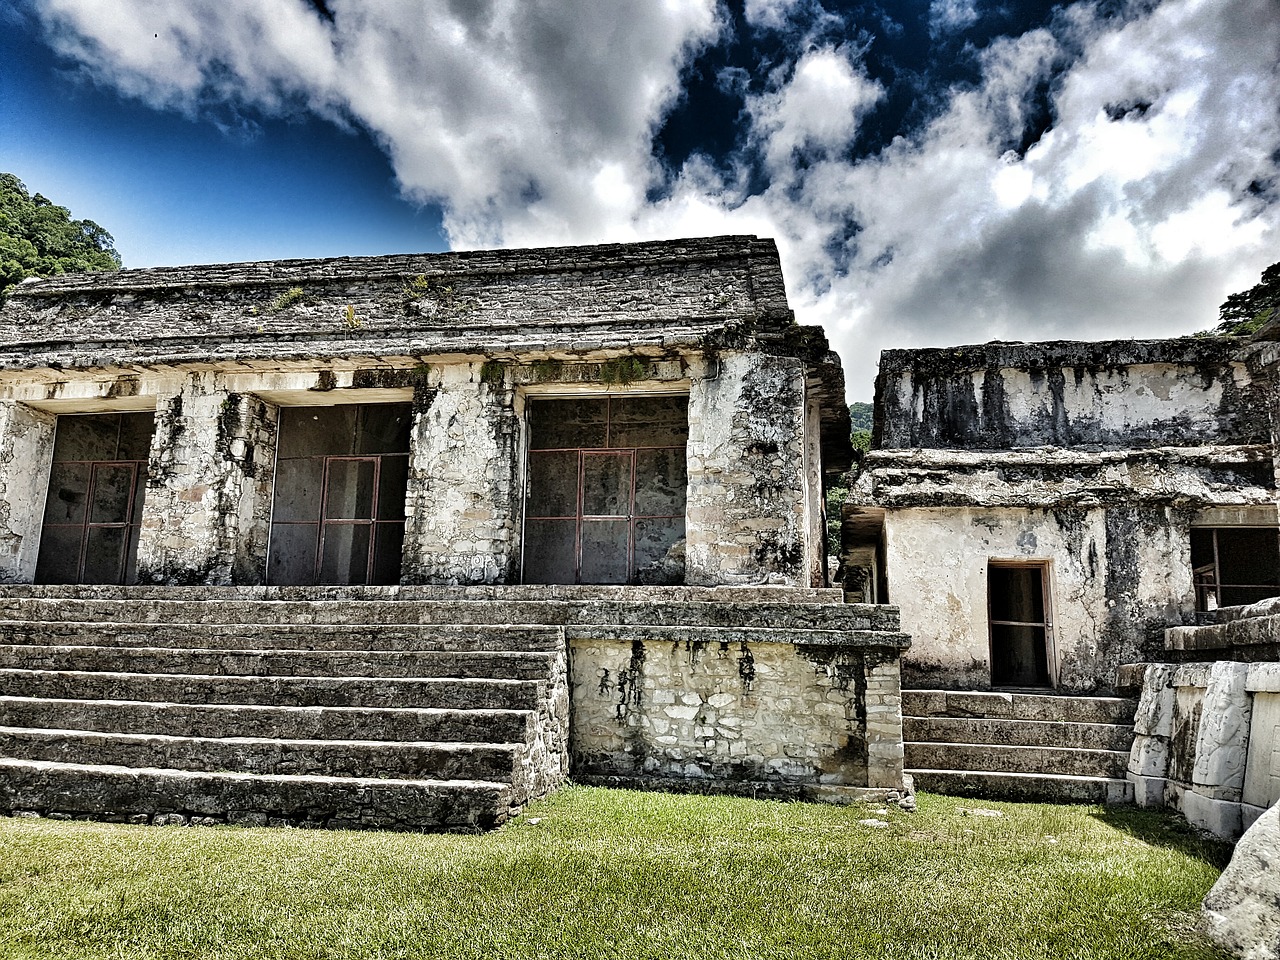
left=0, top=235, right=909, bottom=829
left=846, top=335, right=1280, bottom=814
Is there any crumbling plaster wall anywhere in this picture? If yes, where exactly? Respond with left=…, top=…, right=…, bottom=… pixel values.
left=876, top=341, right=1269, bottom=451
left=402, top=361, right=521, bottom=585
left=136, top=372, right=278, bottom=585
left=685, top=351, right=811, bottom=586
left=886, top=505, right=1195, bottom=693
left=570, top=634, right=905, bottom=797
left=0, top=401, right=54, bottom=582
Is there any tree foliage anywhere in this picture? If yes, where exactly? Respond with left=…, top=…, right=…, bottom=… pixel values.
left=1212, top=261, right=1280, bottom=337
left=0, top=173, right=121, bottom=298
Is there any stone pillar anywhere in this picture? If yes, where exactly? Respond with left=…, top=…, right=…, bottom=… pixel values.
left=864, top=649, right=906, bottom=789
left=1127, top=662, right=1177, bottom=807
left=402, top=362, right=520, bottom=585
left=135, top=374, right=278, bottom=585
left=1182, top=660, right=1252, bottom=838
left=0, top=402, right=56, bottom=583
left=686, top=351, right=809, bottom=586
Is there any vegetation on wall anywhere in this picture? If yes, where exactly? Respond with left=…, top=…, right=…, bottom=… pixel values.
left=0, top=173, right=121, bottom=298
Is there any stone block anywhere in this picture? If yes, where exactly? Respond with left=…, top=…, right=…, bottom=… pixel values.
left=1203, top=801, right=1280, bottom=959
left=1126, top=773, right=1169, bottom=809
left=1127, top=734, right=1170, bottom=779
left=1132, top=663, right=1177, bottom=738
left=1191, top=662, right=1252, bottom=793
left=1180, top=789, right=1244, bottom=840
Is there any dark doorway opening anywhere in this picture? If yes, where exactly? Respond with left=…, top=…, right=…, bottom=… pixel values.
left=36, top=411, right=153, bottom=584
left=1191, top=527, right=1280, bottom=610
left=267, top=404, right=410, bottom=585
left=988, top=561, right=1053, bottom=687
left=523, top=395, right=687, bottom=585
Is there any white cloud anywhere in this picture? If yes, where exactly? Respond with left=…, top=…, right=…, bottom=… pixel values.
left=30, top=0, right=1280, bottom=396
left=929, top=0, right=980, bottom=36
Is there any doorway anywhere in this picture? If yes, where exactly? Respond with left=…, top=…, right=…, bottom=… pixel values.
left=266, top=403, right=410, bottom=585
left=988, top=561, right=1053, bottom=687
left=36, top=411, right=154, bottom=584
left=522, top=395, right=687, bottom=585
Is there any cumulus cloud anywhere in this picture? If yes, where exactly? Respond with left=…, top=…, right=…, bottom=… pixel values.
left=30, top=0, right=1280, bottom=394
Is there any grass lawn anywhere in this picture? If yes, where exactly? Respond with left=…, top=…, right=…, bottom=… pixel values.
left=0, top=786, right=1232, bottom=960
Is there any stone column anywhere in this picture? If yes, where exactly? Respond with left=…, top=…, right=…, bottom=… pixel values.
left=401, top=362, right=520, bottom=585
left=135, top=373, right=278, bottom=585
left=685, top=351, right=809, bottom=586
left=0, top=401, right=56, bottom=583
left=864, top=649, right=906, bottom=789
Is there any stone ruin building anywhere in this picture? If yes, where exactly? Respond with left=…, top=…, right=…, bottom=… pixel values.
left=0, top=235, right=914, bottom=830
left=846, top=335, right=1280, bottom=837
left=1, top=230, right=1276, bottom=851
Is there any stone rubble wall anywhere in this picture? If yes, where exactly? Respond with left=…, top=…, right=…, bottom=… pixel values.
left=569, top=623, right=908, bottom=799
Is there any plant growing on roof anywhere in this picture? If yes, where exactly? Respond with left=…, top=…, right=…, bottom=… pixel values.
left=269, top=287, right=306, bottom=312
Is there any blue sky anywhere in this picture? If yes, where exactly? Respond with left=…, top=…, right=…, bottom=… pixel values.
left=3, top=0, right=1278, bottom=396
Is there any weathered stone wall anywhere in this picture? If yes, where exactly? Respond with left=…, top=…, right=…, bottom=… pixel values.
left=883, top=505, right=1196, bottom=693
left=875, top=339, right=1270, bottom=451
left=402, top=363, right=521, bottom=585
left=0, top=402, right=55, bottom=582
left=686, top=351, right=811, bottom=586
left=1125, top=601, right=1280, bottom=839
left=569, top=629, right=906, bottom=798
left=136, top=373, right=279, bottom=585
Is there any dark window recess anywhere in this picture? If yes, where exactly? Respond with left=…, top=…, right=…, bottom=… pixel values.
left=267, top=404, right=411, bottom=586
left=36, top=411, right=154, bottom=585
left=523, top=396, right=687, bottom=585
left=988, top=563, right=1052, bottom=688
left=1191, top=527, right=1280, bottom=610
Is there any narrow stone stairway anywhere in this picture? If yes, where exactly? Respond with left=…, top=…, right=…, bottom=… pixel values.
left=903, top=689, right=1136, bottom=804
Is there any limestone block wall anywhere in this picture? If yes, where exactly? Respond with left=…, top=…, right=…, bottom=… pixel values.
left=0, top=401, right=54, bottom=582
left=885, top=504, right=1194, bottom=693
left=569, top=631, right=906, bottom=799
left=136, top=373, right=279, bottom=585
left=685, top=351, right=812, bottom=587
left=402, top=362, right=521, bottom=585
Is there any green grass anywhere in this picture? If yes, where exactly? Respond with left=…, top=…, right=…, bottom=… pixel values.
left=0, top=787, right=1231, bottom=960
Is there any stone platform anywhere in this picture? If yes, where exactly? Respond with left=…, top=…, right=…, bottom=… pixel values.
left=0, top=585, right=910, bottom=829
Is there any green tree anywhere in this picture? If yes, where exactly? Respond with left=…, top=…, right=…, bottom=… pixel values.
left=0, top=173, right=121, bottom=298
left=1212, top=261, right=1280, bottom=337
left=849, top=401, right=872, bottom=453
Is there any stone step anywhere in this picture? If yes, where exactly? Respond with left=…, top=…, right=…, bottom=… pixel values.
left=0, top=697, right=534, bottom=743
left=0, top=670, right=542, bottom=711
left=0, top=621, right=564, bottom=653
left=0, top=757, right=513, bottom=830
left=903, top=715, right=1134, bottom=751
left=903, top=689, right=1137, bottom=725
left=908, top=768, right=1135, bottom=805
left=0, top=645, right=557, bottom=680
left=0, top=727, right=522, bottom=783
left=904, top=742, right=1130, bottom=779
left=0, top=596, right=896, bottom=632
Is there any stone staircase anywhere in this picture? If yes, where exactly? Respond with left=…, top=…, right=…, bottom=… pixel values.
left=0, top=586, right=572, bottom=831
left=903, top=689, right=1137, bottom=804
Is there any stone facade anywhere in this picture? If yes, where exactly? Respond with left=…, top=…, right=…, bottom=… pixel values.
left=0, top=235, right=906, bottom=820
left=848, top=337, right=1278, bottom=695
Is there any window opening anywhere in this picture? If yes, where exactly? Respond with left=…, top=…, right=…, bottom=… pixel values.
left=36, top=411, right=153, bottom=584
left=267, top=404, right=410, bottom=585
left=1191, top=527, right=1280, bottom=610
left=988, top=562, right=1053, bottom=688
left=523, top=395, right=687, bottom=585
